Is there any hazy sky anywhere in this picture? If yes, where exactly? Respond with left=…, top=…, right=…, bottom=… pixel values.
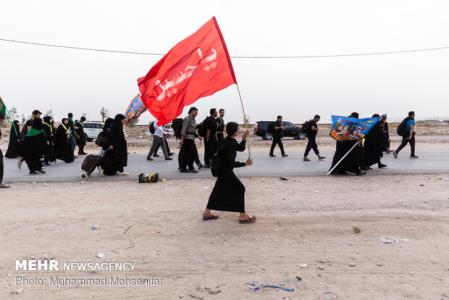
left=1, top=0, right=449, bottom=123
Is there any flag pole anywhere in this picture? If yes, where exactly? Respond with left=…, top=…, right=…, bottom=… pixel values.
left=236, top=84, right=251, bottom=158
left=326, top=141, right=360, bottom=176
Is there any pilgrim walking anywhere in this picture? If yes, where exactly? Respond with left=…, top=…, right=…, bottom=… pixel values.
left=5, top=120, right=21, bottom=158
left=329, top=113, right=366, bottom=176
left=203, top=108, right=219, bottom=168
left=203, top=122, right=256, bottom=224
left=54, top=118, right=75, bottom=163
left=393, top=111, right=418, bottom=159
left=21, top=118, right=47, bottom=174
left=101, top=114, right=128, bottom=176
left=303, top=115, right=325, bottom=161
left=147, top=121, right=172, bottom=161
left=179, top=107, right=200, bottom=173
left=216, top=108, right=225, bottom=146
left=380, top=114, right=391, bottom=153
left=364, top=114, right=387, bottom=169
left=75, top=116, right=87, bottom=155
left=18, top=109, right=42, bottom=169
left=269, top=115, right=287, bottom=157
left=67, top=113, right=77, bottom=155
left=42, top=116, right=56, bottom=165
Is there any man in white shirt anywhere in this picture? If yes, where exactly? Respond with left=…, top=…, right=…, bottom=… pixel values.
left=147, top=121, right=172, bottom=161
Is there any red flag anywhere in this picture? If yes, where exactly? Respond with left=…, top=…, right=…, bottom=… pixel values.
left=138, top=17, right=237, bottom=125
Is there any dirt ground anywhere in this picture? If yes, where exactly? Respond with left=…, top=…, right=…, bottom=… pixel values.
left=2, top=174, right=449, bottom=299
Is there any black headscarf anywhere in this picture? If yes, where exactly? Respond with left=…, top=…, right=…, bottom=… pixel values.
left=114, top=114, right=126, bottom=126
left=43, top=116, right=52, bottom=124
left=349, top=112, right=359, bottom=119
left=103, top=118, right=114, bottom=131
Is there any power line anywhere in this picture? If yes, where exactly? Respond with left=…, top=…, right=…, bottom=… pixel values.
left=1, top=37, right=449, bottom=59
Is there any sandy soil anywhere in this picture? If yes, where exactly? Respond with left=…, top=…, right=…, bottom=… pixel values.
left=2, top=174, right=449, bottom=299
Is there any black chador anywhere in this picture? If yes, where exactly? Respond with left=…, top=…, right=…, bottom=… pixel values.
left=102, top=114, right=128, bottom=176
left=206, top=137, right=247, bottom=213
left=329, top=113, right=364, bottom=175
left=364, top=114, right=387, bottom=168
left=5, top=121, right=21, bottom=158
left=42, top=116, right=56, bottom=164
left=54, top=118, right=75, bottom=163
left=21, top=118, right=46, bottom=174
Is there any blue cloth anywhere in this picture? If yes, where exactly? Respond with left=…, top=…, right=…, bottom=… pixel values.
left=406, top=119, right=416, bottom=131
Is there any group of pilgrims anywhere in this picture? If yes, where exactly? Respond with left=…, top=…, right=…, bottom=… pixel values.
left=1, top=107, right=417, bottom=224
left=4, top=110, right=128, bottom=176
left=329, top=111, right=417, bottom=175
left=330, top=112, right=390, bottom=176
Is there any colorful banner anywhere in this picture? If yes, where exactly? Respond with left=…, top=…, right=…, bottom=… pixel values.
left=330, top=115, right=380, bottom=141
left=124, top=94, right=146, bottom=122
left=0, top=97, right=6, bottom=121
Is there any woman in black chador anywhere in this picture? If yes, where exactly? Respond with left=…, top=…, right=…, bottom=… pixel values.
left=329, top=112, right=366, bottom=176
left=21, top=118, right=46, bottom=174
left=98, top=118, right=113, bottom=151
left=364, top=114, right=387, bottom=169
left=5, top=120, right=21, bottom=158
left=102, top=114, right=128, bottom=176
left=203, top=122, right=256, bottom=223
left=54, top=118, right=75, bottom=163
left=42, top=116, right=56, bottom=164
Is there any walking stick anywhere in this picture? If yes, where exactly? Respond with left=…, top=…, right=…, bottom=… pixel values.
left=236, top=84, right=251, bottom=159
left=326, top=141, right=359, bottom=176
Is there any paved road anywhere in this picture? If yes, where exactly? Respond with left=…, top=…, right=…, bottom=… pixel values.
left=3, top=146, right=449, bottom=183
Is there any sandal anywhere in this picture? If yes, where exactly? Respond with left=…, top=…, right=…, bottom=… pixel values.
left=203, top=214, right=219, bottom=221
left=239, top=215, right=256, bottom=224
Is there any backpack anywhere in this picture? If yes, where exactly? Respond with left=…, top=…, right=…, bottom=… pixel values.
left=267, top=122, right=275, bottom=134
left=172, top=118, right=183, bottom=138
left=95, top=131, right=107, bottom=147
left=197, top=118, right=208, bottom=137
left=210, top=146, right=224, bottom=177
left=149, top=121, right=156, bottom=134
left=302, top=121, right=311, bottom=135
left=397, top=117, right=410, bottom=137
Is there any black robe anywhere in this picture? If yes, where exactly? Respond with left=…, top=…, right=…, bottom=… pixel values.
left=5, top=123, right=21, bottom=158
left=43, top=123, right=56, bottom=163
left=206, top=137, right=247, bottom=213
left=381, top=122, right=390, bottom=151
left=75, top=121, right=86, bottom=147
left=21, top=133, right=46, bottom=173
left=102, top=121, right=128, bottom=175
left=54, top=125, right=74, bottom=163
left=364, top=123, right=385, bottom=167
left=329, top=140, right=361, bottom=174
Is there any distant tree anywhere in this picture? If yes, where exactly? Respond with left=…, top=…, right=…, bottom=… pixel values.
left=5, top=106, right=19, bottom=124
left=100, top=107, right=109, bottom=122
left=45, top=109, right=53, bottom=117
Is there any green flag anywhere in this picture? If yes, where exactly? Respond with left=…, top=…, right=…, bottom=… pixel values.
left=0, top=97, right=6, bottom=120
